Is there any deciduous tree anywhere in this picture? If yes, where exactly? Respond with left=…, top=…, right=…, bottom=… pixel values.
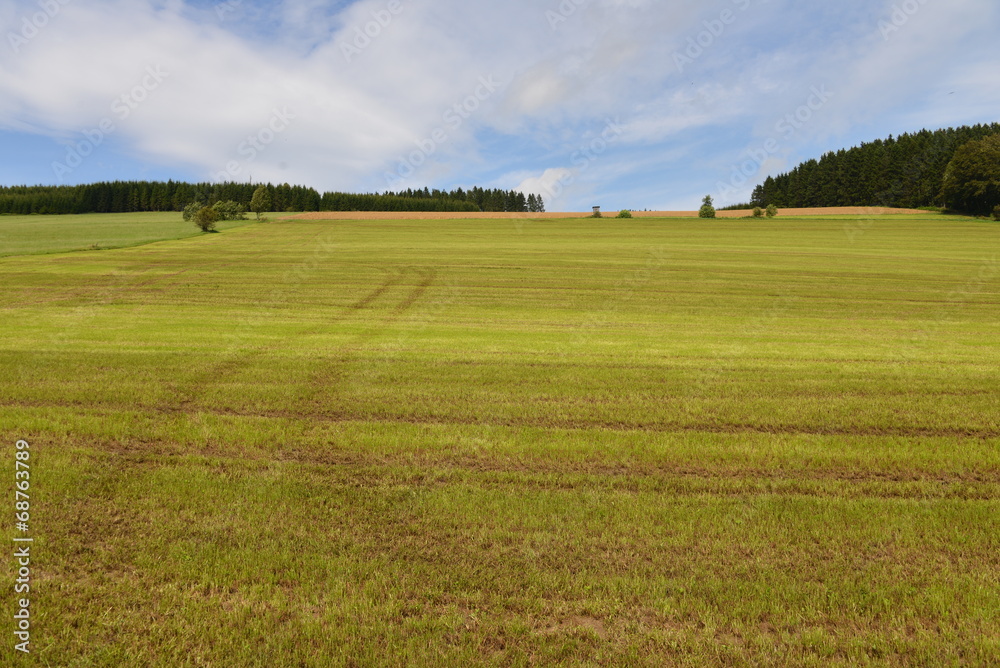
left=699, top=195, right=716, bottom=219
left=249, top=185, right=271, bottom=220
left=941, top=134, right=1000, bottom=216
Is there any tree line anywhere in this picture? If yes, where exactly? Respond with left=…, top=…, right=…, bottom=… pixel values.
left=0, top=181, right=545, bottom=216
left=747, top=124, right=1000, bottom=212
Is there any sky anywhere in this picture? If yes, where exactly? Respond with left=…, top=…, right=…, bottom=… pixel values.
left=0, top=0, right=998, bottom=211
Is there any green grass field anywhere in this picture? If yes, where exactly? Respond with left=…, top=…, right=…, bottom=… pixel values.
left=0, top=211, right=256, bottom=257
left=1, top=213, right=998, bottom=665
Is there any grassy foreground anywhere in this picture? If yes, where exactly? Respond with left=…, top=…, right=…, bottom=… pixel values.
left=1, top=213, right=998, bottom=665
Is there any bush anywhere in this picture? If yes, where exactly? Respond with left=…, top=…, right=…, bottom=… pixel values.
left=182, top=201, right=202, bottom=222
left=213, top=200, right=247, bottom=221
left=766, top=204, right=778, bottom=218
left=193, top=206, right=219, bottom=232
left=617, top=210, right=633, bottom=219
left=994, top=205, right=1000, bottom=221
left=752, top=207, right=764, bottom=218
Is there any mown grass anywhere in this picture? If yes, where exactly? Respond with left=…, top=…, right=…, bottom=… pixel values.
left=0, top=211, right=258, bottom=257
left=1, top=214, right=998, bottom=665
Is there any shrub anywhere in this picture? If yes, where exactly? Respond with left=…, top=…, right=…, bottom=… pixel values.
left=766, top=204, right=778, bottom=218
left=182, top=201, right=203, bottom=222
left=698, top=195, right=716, bottom=219
left=213, top=200, right=247, bottom=221
left=617, top=210, right=633, bottom=219
left=193, top=206, right=220, bottom=232
left=994, top=205, right=1000, bottom=221
left=752, top=207, right=764, bottom=218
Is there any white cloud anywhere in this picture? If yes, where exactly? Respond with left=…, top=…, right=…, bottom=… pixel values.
left=514, top=167, right=578, bottom=211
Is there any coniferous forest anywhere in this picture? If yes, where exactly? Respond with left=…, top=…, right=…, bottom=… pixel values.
left=0, top=181, right=545, bottom=216
left=749, top=124, right=1000, bottom=211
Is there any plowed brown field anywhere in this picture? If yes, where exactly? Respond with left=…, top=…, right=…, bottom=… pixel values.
left=288, top=206, right=932, bottom=220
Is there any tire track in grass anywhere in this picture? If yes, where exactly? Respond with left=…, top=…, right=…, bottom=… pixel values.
left=159, top=244, right=324, bottom=410
left=394, top=268, right=436, bottom=313
left=161, top=244, right=427, bottom=411
left=349, top=270, right=406, bottom=310
left=151, top=222, right=344, bottom=409
left=5, top=220, right=436, bottom=410
left=295, top=267, right=438, bottom=408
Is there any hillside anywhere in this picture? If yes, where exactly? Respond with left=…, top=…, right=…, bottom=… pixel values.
left=750, top=124, right=1000, bottom=209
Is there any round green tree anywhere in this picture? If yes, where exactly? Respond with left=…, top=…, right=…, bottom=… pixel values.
left=182, top=201, right=203, bottom=222
left=698, top=195, right=716, bottom=219
left=249, top=185, right=271, bottom=220
left=941, top=134, right=1000, bottom=216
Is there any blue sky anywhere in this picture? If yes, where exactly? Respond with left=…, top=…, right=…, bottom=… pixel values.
left=1, top=0, right=998, bottom=210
